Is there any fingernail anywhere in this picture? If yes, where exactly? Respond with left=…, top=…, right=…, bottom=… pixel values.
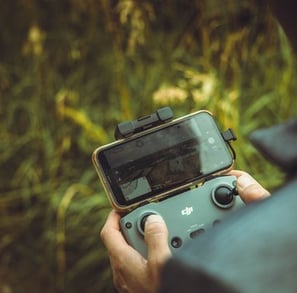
left=237, top=174, right=256, bottom=189
left=146, top=214, right=164, bottom=225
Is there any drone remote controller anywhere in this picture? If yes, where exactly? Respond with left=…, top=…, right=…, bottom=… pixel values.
left=120, top=175, right=244, bottom=257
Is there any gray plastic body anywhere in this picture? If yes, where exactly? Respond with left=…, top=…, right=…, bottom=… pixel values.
left=120, top=176, right=244, bottom=257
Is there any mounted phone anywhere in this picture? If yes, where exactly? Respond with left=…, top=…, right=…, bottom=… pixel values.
left=92, top=110, right=235, bottom=212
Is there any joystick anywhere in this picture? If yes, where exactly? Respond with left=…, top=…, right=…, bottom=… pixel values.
left=212, top=185, right=238, bottom=208
left=139, top=212, right=156, bottom=234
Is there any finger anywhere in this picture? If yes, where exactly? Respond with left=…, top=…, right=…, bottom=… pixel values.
left=236, top=173, right=270, bottom=203
left=228, top=169, right=249, bottom=178
left=144, top=215, right=171, bottom=265
left=101, top=211, right=150, bottom=292
left=109, top=248, right=147, bottom=293
left=100, top=210, right=128, bottom=252
left=102, top=210, right=121, bottom=231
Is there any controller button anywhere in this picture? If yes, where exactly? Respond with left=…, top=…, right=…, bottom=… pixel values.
left=213, top=219, right=221, bottom=226
left=171, top=237, right=183, bottom=248
left=125, top=222, right=132, bottom=229
left=190, top=228, right=205, bottom=239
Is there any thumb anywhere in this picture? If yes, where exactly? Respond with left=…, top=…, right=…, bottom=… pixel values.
left=144, top=215, right=171, bottom=292
left=144, top=214, right=171, bottom=263
left=237, top=173, right=270, bottom=203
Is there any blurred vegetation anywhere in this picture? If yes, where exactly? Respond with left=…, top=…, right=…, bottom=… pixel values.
left=1, top=0, right=297, bottom=292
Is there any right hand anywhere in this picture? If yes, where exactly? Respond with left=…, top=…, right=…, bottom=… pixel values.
left=229, top=169, right=271, bottom=203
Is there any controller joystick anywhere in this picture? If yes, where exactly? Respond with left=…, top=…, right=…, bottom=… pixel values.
left=212, top=185, right=237, bottom=208
left=137, top=211, right=157, bottom=235
left=140, top=215, right=149, bottom=233
left=138, top=212, right=157, bottom=234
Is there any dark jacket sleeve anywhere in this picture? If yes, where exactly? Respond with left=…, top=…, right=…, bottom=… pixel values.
left=159, top=176, right=297, bottom=293
left=160, top=258, right=238, bottom=293
left=249, top=119, right=297, bottom=174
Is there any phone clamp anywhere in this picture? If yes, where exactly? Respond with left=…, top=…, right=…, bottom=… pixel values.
left=222, top=128, right=237, bottom=159
left=114, top=106, right=174, bottom=140
left=222, top=128, right=237, bottom=142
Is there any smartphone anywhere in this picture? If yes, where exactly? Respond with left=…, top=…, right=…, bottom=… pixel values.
left=92, top=110, right=234, bottom=212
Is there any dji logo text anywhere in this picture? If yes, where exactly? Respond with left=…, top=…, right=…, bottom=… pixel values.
left=181, top=206, right=193, bottom=216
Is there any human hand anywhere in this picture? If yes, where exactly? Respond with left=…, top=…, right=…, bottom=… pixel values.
left=100, top=210, right=171, bottom=293
left=229, top=169, right=271, bottom=203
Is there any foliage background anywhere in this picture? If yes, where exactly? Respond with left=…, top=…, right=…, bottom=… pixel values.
left=1, top=0, right=297, bottom=292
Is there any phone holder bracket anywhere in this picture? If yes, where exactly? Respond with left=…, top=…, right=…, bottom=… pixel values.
left=222, top=128, right=237, bottom=142
left=221, top=128, right=237, bottom=159
left=114, top=107, right=237, bottom=159
left=114, top=107, right=174, bottom=140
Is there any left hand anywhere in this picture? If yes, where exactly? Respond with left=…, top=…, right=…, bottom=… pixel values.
left=100, top=210, right=171, bottom=293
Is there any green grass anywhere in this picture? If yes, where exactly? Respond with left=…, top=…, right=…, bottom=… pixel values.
left=1, top=0, right=297, bottom=292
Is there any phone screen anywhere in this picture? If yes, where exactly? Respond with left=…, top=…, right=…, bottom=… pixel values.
left=95, top=111, right=233, bottom=206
